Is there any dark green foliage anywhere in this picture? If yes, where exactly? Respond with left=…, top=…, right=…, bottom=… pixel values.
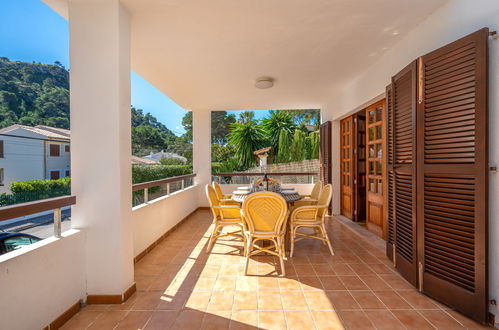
left=237, top=111, right=255, bottom=124
left=283, top=109, right=321, bottom=128
left=131, top=107, right=178, bottom=156
left=261, top=111, right=296, bottom=157
left=212, top=111, right=236, bottom=144
left=228, top=121, right=267, bottom=169
left=10, top=177, right=70, bottom=194
left=0, top=187, right=70, bottom=206
left=1, top=177, right=71, bottom=206
left=181, top=111, right=193, bottom=142
left=211, top=143, right=237, bottom=163
left=291, top=129, right=306, bottom=161
left=276, top=129, right=291, bottom=163
left=0, top=58, right=70, bottom=129
left=306, top=131, right=320, bottom=159
left=131, top=165, right=192, bottom=184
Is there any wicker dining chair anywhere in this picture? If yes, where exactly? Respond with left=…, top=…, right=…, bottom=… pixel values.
left=205, top=184, right=246, bottom=254
left=241, top=192, right=289, bottom=276
left=289, top=184, right=334, bottom=257
left=212, top=181, right=239, bottom=205
left=293, top=180, right=322, bottom=208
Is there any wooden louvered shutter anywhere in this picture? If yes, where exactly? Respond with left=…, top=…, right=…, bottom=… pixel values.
left=320, top=121, right=332, bottom=185
left=0, top=140, right=3, bottom=158
left=385, top=84, right=395, bottom=261
left=416, top=28, right=488, bottom=323
left=320, top=121, right=332, bottom=212
left=391, top=61, right=418, bottom=286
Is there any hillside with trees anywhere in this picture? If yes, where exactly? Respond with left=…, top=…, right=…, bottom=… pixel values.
left=0, top=57, right=70, bottom=128
left=0, top=57, right=190, bottom=158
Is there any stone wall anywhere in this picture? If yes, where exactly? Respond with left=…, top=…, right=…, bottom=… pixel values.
left=229, top=159, right=320, bottom=184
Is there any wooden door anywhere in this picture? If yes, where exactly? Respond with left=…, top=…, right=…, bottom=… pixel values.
left=340, top=117, right=354, bottom=219
left=365, top=100, right=386, bottom=237
left=416, top=28, right=489, bottom=323
left=391, top=60, right=418, bottom=286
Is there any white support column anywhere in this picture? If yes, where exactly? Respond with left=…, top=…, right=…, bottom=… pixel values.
left=69, top=0, right=134, bottom=297
left=331, top=120, right=341, bottom=215
left=192, top=109, right=211, bottom=206
left=322, top=107, right=341, bottom=215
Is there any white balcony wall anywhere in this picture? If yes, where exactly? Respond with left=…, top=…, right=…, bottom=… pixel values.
left=132, top=185, right=200, bottom=257
left=321, top=0, right=499, bottom=322
left=0, top=230, right=85, bottom=330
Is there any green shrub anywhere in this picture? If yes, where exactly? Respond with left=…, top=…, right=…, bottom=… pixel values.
left=10, top=177, right=71, bottom=194
left=132, top=165, right=192, bottom=184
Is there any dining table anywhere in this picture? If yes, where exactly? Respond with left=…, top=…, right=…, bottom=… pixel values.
left=231, top=185, right=302, bottom=252
left=231, top=186, right=301, bottom=203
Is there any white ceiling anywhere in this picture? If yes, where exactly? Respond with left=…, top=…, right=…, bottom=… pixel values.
left=44, top=0, right=447, bottom=110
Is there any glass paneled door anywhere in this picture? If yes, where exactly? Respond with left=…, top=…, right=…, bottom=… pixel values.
left=365, top=100, right=386, bottom=238
left=340, top=116, right=354, bottom=219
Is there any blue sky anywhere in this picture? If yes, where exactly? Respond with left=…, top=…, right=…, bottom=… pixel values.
left=0, top=0, right=270, bottom=136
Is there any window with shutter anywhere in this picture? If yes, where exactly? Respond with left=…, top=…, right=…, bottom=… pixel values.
left=416, top=28, right=489, bottom=323
left=49, top=144, right=60, bottom=157
left=50, top=170, right=60, bottom=180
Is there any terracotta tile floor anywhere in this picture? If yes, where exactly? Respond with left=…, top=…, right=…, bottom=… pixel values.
left=62, top=209, right=489, bottom=329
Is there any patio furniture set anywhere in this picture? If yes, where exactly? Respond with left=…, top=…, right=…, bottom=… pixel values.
left=205, top=179, right=334, bottom=276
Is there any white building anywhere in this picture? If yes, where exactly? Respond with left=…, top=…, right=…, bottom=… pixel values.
left=0, top=125, right=71, bottom=194
left=144, top=150, right=187, bottom=163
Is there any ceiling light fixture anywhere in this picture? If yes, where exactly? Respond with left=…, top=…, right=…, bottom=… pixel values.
left=255, top=77, right=274, bottom=89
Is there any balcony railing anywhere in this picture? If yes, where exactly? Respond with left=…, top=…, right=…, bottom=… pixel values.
left=212, top=172, right=319, bottom=184
left=132, top=173, right=196, bottom=206
left=0, top=195, right=76, bottom=238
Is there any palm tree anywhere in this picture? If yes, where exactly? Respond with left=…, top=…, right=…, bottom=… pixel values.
left=237, top=111, right=255, bottom=124
left=228, top=121, right=266, bottom=169
left=261, top=111, right=296, bottom=157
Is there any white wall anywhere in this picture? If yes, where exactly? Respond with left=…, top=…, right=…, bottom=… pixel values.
left=321, top=0, right=499, bottom=321
left=132, top=185, right=200, bottom=257
left=0, top=230, right=86, bottom=330
left=0, top=135, right=44, bottom=194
